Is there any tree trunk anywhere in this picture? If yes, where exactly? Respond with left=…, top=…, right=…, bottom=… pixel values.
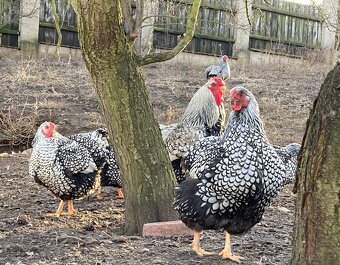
left=74, top=0, right=178, bottom=235
left=290, top=63, right=340, bottom=264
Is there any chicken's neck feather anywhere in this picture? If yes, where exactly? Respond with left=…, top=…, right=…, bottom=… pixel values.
left=180, top=86, right=219, bottom=128
left=224, top=96, right=267, bottom=141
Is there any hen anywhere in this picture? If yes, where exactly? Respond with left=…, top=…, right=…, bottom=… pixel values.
left=272, top=143, right=301, bottom=184
left=174, top=86, right=289, bottom=262
left=204, top=55, right=230, bottom=81
left=165, top=77, right=227, bottom=182
left=68, top=129, right=124, bottom=199
left=29, top=122, right=102, bottom=217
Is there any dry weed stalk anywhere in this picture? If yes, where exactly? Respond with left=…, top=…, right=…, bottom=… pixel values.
left=303, top=48, right=325, bottom=65
left=165, top=104, right=175, bottom=123
left=9, top=60, right=38, bottom=84
left=0, top=100, right=38, bottom=149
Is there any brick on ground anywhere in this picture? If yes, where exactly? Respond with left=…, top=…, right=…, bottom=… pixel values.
left=142, top=220, right=193, bottom=237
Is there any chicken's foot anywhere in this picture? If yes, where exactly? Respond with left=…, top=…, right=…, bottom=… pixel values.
left=66, top=200, right=77, bottom=215
left=115, top=188, right=124, bottom=199
left=192, top=231, right=215, bottom=256
left=96, top=186, right=103, bottom=199
left=219, top=231, right=245, bottom=263
left=45, top=200, right=65, bottom=217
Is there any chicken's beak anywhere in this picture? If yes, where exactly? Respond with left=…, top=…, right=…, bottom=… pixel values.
left=221, top=85, right=227, bottom=93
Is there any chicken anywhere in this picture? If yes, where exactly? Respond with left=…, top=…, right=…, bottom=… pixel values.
left=159, top=123, right=177, bottom=141
left=165, top=77, right=227, bottom=182
left=29, top=122, right=103, bottom=217
left=68, top=128, right=124, bottom=199
left=204, top=55, right=230, bottom=81
left=174, top=86, right=289, bottom=262
left=99, top=146, right=124, bottom=198
left=272, top=143, right=301, bottom=184
left=67, top=128, right=110, bottom=167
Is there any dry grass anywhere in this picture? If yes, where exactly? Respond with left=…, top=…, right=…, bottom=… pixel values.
left=0, top=54, right=332, bottom=152
left=38, top=98, right=66, bottom=110
left=0, top=102, right=38, bottom=151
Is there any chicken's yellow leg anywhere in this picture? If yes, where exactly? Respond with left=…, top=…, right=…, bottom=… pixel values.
left=192, top=230, right=215, bottom=256
left=115, top=188, right=124, bottom=199
left=218, top=231, right=245, bottom=262
left=96, top=185, right=104, bottom=199
left=45, top=200, right=65, bottom=217
left=67, top=200, right=77, bottom=215
left=97, top=185, right=103, bottom=195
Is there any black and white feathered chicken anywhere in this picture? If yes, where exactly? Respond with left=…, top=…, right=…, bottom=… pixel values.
left=99, top=146, right=124, bottom=198
left=204, top=55, right=230, bottom=81
left=165, top=77, right=227, bottom=182
left=174, top=86, right=289, bottom=262
left=29, top=122, right=103, bottom=217
left=183, top=141, right=301, bottom=185
left=68, top=128, right=124, bottom=199
left=272, top=143, right=301, bottom=184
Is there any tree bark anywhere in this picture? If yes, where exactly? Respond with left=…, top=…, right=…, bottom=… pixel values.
left=74, top=0, right=179, bottom=235
left=290, top=63, right=340, bottom=264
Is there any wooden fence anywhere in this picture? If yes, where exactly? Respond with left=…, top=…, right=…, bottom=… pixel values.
left=39, top=0, right=79, bottom=47
left=0, top=0, right=20, bottom=48
left=154, top=0, right=235, bottom=56
left=251, top=0, right=322, bottom=56
left=0, top=0, right=329, bottom=58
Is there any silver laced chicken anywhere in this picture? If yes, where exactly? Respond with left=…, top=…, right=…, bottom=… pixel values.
left=29, top=122, right=102, bottom=217
left=272, top=143, right=301, bottom=184
left=165, top=77, right=227, bottom=182
left=68, top=129, right=124, bottom=199
left=204, top=55, right=231, bottom=81
left=174, top=86, right=289, bottom=262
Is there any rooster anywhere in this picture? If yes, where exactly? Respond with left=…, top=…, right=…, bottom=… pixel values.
left=68, top=129, right=124, bottom=199
left=174, top=86, right=289, bottom=262
left=29, top=122, right=103, bottom=217
left=165, top=77, right=227, bottom=182
left=204, top=55, right=230, bottom=81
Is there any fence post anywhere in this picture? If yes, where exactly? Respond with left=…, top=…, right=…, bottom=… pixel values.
left=19, top=0, right=40, bottom=56
left=320, top=0, right=337, bottom=63
left=136, top=0, right=158, bottom=56
left=232, top=0, right=251, bottom=63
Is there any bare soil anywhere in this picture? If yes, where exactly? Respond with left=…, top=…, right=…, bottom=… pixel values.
left=0, top=53, right=331, bottom=265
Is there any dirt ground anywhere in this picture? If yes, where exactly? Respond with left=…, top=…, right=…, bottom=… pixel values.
left=0, top=52, right=332, bottom=265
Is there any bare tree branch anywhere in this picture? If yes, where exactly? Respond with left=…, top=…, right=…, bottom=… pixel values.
left=245, top=0, right=252, bottom=27
left=137, top=0, right=202, bottom=66
left=51, top=0, right=62, bottom=58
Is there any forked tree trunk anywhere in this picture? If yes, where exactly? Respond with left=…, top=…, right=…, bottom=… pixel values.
left=74, top=1, right=178, bottom=235
left=290, top=63, right=340, bottom=264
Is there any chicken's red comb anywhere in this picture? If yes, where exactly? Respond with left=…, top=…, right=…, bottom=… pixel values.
left=48, top=121, right=56, bottom=130
left=210, top=77, right=225, bottom=86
